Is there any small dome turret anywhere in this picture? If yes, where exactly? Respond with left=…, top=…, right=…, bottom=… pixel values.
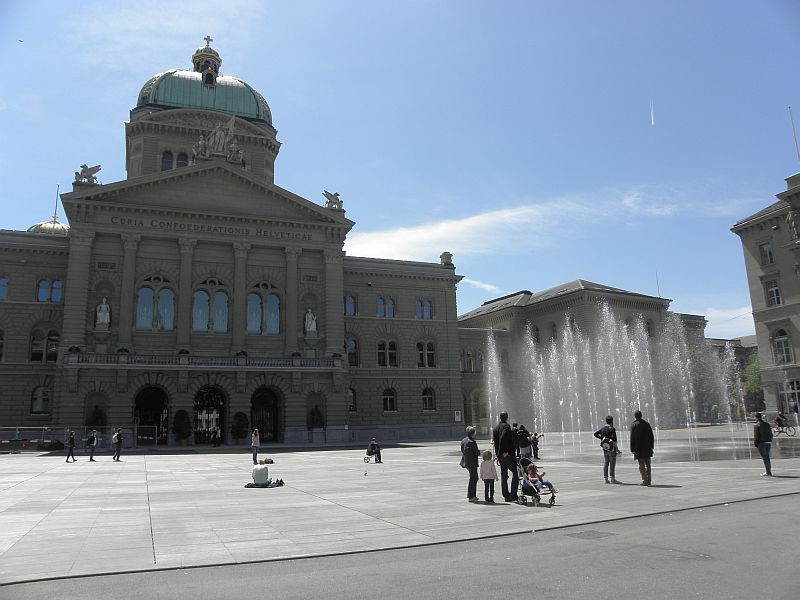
left=192, top=35, right=221, bottom=85
left=28, top=214, right=69, bottom=235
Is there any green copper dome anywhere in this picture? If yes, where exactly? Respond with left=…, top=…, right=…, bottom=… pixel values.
left=137, top=42, right=272, bottom=124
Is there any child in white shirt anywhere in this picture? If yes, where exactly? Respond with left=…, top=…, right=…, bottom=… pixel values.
left=479, top=449, right=498, bottom=503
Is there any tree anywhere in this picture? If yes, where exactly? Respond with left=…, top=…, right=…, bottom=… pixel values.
left=231, top=411, right=249, bottom=443
left=171, top=410, right=192, bottom=443
left=742, top=357, right=766, bottom=412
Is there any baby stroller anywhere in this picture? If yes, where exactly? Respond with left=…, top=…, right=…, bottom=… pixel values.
left=516, top=457, right=557, bottom=506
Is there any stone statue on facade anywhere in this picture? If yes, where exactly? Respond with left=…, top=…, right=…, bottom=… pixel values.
left=787, top=209, right=800, bottom=240
left=193, top=135, right=210, bottom=160
left=208, top=116, right=235, bottom=154
left=304, top=308, right=317, bottom=333
left=95, top=297, right=111, bottom=329
left=74, top=164, right=101, bottom=185
left=323, top=190, right=343, bottom=210
left=226, top=139, right=244, bottom=164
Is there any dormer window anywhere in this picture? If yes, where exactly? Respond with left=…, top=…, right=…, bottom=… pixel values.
left=204, top=72, right=215, bottom=85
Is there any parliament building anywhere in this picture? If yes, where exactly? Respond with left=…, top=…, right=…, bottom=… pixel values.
left=0, top=42, right=463, bottom=444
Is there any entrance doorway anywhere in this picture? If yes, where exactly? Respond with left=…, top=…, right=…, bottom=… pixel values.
left=194, top=386, right=226, bottom=444
left=251, top=387, right=281, bottom=442
left=134, top=386, right=169, bottom=445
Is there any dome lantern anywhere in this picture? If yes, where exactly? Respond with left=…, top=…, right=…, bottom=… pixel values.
left=192, top=35, right=221, bottom=85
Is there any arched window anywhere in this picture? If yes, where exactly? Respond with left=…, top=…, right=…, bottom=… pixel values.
left=36, top=279, right=63, bottom=302
left=344, top=295, right=357, bottom=316
left=161, top=151, right=173, bottom=171
left=377, top=340, right=398, bottom=367
left=176, top=153, right=189, bottom=168
left=0, top=276, right=8, bottom=300
left=415, top=299, right=432, bottom=319
left=386, top=297, right=395, bottom=318
left=422, top=388, right=436, bottom=411
left=246, top=283, right=281, bottom=334
left=135, top=275, right=174, bottom=331
left=383, top=388, right=397, bottom=412
left=192, top=279, right=228, bottom=333
left=377, top=297, right=385, bottom=317
left=416, top=341, right=436, bottom=367
left=459, top=352, right=464, bottom=372
left=347, top=388, right=357, bottom=412
left=345, top=338, right=359, bottom=367
left=477, top=351, right=484, bottom=372
left=774, top=329, right=793, bottom=364
left=30, top=386, right=51, bottom=415
left=30, top=328, right=59, bottom=362
left=466, top=351, right=474, bottom=372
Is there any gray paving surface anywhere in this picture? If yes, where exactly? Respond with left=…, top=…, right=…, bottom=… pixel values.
left=1, top=432, right=799, bottom=584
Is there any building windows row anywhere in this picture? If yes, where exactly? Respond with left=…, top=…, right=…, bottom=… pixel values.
left=246, top=288, right=280, bottom=334
left=347, top=387, right=437, bottom=412
left=136, top=278, right=175, bottom=331
left=345, top=338, right=437, bottom=368
left=161, top=151, right=189, bottom=172
left=192, top=279, right=228, bottom=333
left=38, top=279, right=63, bottom=303
left=343, top=295, right=434, bottom=319
left=30, top=328, right=59, bottom=363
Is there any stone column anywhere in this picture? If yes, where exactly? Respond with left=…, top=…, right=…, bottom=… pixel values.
left=60, top=230, right=95, bottom=350
left=284, top=247, right=301, bottom=354
left=117, top=234, right=140, bottom=348
left=232, top=242, right=250, bottom=351
left=324, top=249, right=344, bottom=356
left=176, top=238, right=196, bottom=349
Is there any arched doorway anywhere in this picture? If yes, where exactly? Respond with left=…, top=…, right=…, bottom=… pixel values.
left=134, top=387, right=169, bottom=445
left=194, top=386, right=226, bottom=444
left=251, top=387, right=281, bottom=442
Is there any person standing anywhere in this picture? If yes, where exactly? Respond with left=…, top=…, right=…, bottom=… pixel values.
left=593, top=416, right=619, bottom=484
left=492, top=411, right=519, bottom=502
left=517, top=425, right=533, bottom=460
left=112, top=428, right=123, bottom=461
left=459, top=426, right=480, bottom=503
left=479, top=449, right=498, bottom=503
left=630, top=411, right=654, bottom=486
left=66, top=431, right=76, bottom=462
left=367, top=438, right=383, bottom=463
left=87, top=430, right=97, bottom=461
left=530, top=431, right=541, bottom=460
left=211, top=427, right=219, bottom=448
left=753, top=412, right=773, bottom=476
left=251, top=428, right=260, bottom=465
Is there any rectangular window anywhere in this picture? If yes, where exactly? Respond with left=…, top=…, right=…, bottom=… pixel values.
left=759, top=242, right=774, bottom=266
left=766, top=281, right=782, bottom=307
left=781, top=381, right=800, bottom=413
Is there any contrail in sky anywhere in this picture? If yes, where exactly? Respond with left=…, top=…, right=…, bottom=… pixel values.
left=650, top=98, right=655, bottom=126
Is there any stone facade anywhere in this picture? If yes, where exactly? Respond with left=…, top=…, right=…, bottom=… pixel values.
left=732, top=172, right=800, bottom=415
left=0, top=43, right=463, bottom=445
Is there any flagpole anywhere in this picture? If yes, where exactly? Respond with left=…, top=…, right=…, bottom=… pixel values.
left=790, top=106, right=800, bottom=164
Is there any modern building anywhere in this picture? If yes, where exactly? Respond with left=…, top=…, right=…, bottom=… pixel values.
left=732, top=172, right=800, bottom=415
left=0, top=41, right=464, bottom=444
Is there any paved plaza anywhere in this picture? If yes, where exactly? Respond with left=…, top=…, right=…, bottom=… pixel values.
left=1, top=429, right=799, bottom=585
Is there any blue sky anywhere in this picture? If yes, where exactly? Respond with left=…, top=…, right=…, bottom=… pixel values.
left=2, top=1, right=799, bottom=338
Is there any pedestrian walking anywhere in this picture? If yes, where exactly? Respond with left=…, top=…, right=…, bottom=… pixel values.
left=251, top=428, right=260, bottom=464
left=753, top=412, right=773, bottom=476
left=211, top=427, right=219, bottom=448
left=630, top=411, right=654, bottom=486
left=594, top=416, right=620, bottom=484
left=112, top=428, right=123, bottom=461
left=530, top=431, right=541, bottom=460
left=492, top=411, right=519, bottom=502
left=459, top=426, right=480, bottom=503
left=66, top=431, right=76, bottom=462
left=367, top=438, right=383, bottom=463
left=479, top=449, right=498, bottom=503
left=87, top=430, right=97, bottom=461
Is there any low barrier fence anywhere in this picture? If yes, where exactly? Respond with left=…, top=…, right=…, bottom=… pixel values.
left=0, top=426, right=157, bottom=453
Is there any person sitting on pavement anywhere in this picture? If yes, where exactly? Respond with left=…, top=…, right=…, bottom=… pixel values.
left=367, top=438, right=382, bottom=463
left=246, top=459, right=284, bottom=488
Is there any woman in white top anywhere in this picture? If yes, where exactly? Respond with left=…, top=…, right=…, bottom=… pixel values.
left=251, top=429, right=260, bottom=465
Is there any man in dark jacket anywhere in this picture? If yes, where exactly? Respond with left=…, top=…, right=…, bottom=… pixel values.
left=630, top=410, right=654, bottom=486
left=492, top=411, right=518, bottom=501
left=460, top=426, right=480, bottom=502
left=753, top=412, right=773, bottom=476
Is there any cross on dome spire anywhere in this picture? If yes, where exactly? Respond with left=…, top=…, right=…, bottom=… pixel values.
left=204, top=35, right=213, bottom=47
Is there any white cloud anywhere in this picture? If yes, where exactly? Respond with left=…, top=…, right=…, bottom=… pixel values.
left=622, top=191, right=677, bottom=217
left=701, top=305, right=755, bottom=339
left=461, top=277, right=502, bottom=293
left=344, top=197, right=600, bottom=262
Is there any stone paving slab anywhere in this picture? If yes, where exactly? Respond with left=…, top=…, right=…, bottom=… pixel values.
left=1, top=439, right=799, bottom=584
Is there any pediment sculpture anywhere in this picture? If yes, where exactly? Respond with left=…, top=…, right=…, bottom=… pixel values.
left=75, top=164, right=101, bottom=185
left=323, top=190, right=343, bottom=210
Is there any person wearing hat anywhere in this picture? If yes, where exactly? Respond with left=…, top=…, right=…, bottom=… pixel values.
left=367, top=437, right=382, bottom=463
left=87, top=430, right=98, bottom=461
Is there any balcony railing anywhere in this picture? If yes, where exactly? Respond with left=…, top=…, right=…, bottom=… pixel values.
left=66, top=353, right=341, bottom=369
